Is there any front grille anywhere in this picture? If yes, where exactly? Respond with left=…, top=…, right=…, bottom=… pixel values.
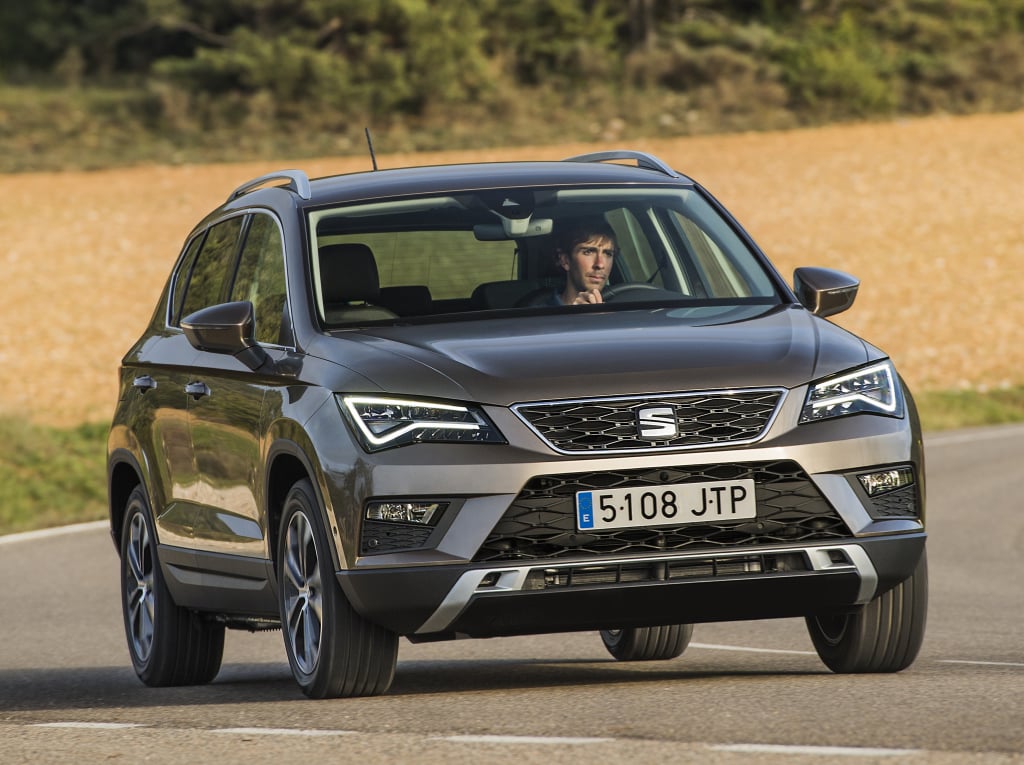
left=474, top=460, right=849, bottom=562
left=513, top=389, right=783, bottom=453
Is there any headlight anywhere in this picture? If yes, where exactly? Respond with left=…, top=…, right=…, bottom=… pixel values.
left=799, top=361, right=904, bottom=423
left=340, top=395, right=506, bottom=451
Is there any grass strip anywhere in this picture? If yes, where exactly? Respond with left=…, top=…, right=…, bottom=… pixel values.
left=915, top=387, right=1024, bottom=432
left=0, top=418, right=108, bottom=534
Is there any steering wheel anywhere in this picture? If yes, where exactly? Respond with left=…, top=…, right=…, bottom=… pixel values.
left=601, top=282, right=663, bottom=302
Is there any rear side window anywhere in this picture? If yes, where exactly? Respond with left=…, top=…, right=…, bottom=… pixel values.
left=177, top=216, right=244, bottom=323
left=170, top=234, right=205, bottom=326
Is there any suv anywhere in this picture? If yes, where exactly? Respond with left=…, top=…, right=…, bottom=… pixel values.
left=107, top=151, right=927, bottom=698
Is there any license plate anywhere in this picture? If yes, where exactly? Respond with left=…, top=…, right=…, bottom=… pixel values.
left=576, top=479, right=756, bottom=531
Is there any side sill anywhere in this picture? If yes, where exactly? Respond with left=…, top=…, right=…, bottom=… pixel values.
left=159, top=544, right=278, bottom=618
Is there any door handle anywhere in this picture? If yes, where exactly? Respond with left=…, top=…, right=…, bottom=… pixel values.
left=184, top=381, right=211, bottom=400
left=132, top=375, right=157, bottom=393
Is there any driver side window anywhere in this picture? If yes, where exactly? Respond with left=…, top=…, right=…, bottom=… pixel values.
left=231, top=213, right=287, bottom=345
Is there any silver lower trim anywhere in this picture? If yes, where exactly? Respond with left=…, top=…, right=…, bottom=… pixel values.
left=414, top=544, right=878, bottom=635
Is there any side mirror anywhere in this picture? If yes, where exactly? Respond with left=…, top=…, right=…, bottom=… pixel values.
left=793, top=267, right=859, bottom=318
left=181, top=301, right=271, bottom=371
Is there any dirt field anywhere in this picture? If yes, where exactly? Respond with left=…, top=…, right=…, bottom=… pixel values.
left=2, top=111, right=1022, bottom=426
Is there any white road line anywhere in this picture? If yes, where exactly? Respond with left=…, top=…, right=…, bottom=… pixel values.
left=711, top=743, right=923, bottom=757
left=214, top=728, right=355, bottom=737
left=0, top=520, right=107, bottom=545
left=940, top=659, right=1024, bottom=668
left=440, top=735, right=613, bottom=745
left=690, top=642, right=816, bottom=656
left=32, top=722, right=144, bottom=730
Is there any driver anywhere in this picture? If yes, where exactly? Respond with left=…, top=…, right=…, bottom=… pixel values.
left=550, top=219, right=618, bottom=305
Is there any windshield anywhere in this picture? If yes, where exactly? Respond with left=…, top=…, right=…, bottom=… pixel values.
left=307, top=186, right=783, bottom=326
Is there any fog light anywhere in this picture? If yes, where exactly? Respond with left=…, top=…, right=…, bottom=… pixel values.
left=857, top=467, right=914, bottom=496
left=365, top=501, right=445, bottom=525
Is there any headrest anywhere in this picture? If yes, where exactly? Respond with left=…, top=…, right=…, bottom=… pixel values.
left=378, top=285, right=433, bottom=315
left=471, top=279, right=539, bottom=309
left=319, top=243, right=380, bottom=304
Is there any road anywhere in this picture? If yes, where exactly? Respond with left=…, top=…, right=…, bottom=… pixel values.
left=2, top=425, right=1022, bottom=764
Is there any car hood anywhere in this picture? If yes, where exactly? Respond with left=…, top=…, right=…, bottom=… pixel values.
left=308, top=304, right=877, bottom=405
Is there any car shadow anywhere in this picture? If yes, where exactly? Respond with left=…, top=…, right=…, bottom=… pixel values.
left=0, top=657, right=825, bottom=712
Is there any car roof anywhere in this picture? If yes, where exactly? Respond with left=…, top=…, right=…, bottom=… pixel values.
left=211, top=152, right=698, bottom=221
left=302, top=159, right=695, bottom=206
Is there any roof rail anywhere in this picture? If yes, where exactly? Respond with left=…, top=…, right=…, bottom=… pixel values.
left=227, top=169, right=312, bottom=202
left=562, top=150, right=679, bottom=178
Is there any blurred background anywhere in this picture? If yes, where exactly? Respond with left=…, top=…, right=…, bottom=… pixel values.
left=3, top=0, right=1024, bottom=170
left=2, top=0, right=1023, bottom=533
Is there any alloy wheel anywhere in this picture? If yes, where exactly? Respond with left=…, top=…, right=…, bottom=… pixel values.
left=124, top=512, right=155, bottom=663
left=282, top=510, right=324, bottom=676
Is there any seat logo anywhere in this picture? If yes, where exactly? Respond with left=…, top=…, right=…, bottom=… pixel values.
left=636, top=406, right=678, bottom=439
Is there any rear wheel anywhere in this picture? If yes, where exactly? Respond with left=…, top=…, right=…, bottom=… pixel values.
left=120, top=486, right=224, bottom=686
left=277, top=479, right=398, bottom=698
left=600, top=624, right=693, bottom=661
left=806, top=549, right=928, bottom=673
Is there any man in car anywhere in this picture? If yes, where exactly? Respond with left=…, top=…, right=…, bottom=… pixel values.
left=552, top=219, right=618, bottom=305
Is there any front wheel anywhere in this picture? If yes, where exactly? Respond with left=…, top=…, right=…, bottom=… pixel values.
left=120, top=486, right=224, bottom=686
left=600, top=624, right=693, bottom=661
left=277, top=479, right=398, bottom=698
left=806, top=549, right=928, bottom=673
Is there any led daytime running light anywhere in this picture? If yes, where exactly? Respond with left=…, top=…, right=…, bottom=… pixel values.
left=340, top=395, right=504, bottom=451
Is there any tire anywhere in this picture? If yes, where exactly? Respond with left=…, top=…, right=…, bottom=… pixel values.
left=277, top=479, right=398, bottom=698
left=120, top=486, right=224, bottom=686
left=806, top=549, right=928, bottom=673
left=600, top=624, right=693, bottom=661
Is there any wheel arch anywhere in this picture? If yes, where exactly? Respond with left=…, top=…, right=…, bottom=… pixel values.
left=264, top=428, right=352, bottom=573
left=107, top=449, right=145, bottom=554
left=265, top=443, right=315, bottom=574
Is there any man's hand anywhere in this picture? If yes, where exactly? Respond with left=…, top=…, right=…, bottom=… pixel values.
left=571, top=288, right=604, bottom=305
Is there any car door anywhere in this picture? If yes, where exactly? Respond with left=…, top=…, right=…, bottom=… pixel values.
left=125, top=334, right=200, bottom=549
left=188, top=212, right=289, bottom=561
left=124, top=234, right=205, bottom=549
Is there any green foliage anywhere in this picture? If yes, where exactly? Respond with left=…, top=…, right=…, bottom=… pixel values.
left=0, top=419, right=108, bottom=535
left=779, top=12, right=898, bottom=117
left=153, top=0, right=496, bottom=119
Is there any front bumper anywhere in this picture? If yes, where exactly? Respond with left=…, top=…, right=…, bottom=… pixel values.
left=338, top=532, right=925, bottom=637
left=320, top=384, right=925, bottom=637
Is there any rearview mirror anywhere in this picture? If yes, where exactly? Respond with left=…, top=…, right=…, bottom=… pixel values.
left=474, top=218, right=553, bottom=240
left=793, top=267, right=859, bottom=318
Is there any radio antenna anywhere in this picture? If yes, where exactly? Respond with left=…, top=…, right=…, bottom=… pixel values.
left=365, top=127, right=378, bottom=171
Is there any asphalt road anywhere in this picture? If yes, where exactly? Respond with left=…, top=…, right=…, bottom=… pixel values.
left=2, top=425, right=1023, bottom=764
